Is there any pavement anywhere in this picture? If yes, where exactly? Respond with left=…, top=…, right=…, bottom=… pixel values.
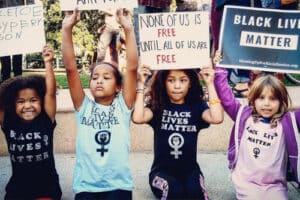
left=1, top=152, right=300, bottom=200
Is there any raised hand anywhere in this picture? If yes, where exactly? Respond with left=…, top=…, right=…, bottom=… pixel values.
left=42, top=45, right=54, bottom=63
left=199, top=65, right=215, bottom=85
left=116, top=8, right=133, bottom=32
left=138, top=64, right=152, bottom=86
left=62, top=8, right=80, bottom=30
left=213, top=50, right=222, bottom=64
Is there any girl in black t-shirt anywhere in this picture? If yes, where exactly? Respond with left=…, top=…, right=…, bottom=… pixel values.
left=0, top=46, right=62, bottom=200
left=132, top=65, right=224, bottom=199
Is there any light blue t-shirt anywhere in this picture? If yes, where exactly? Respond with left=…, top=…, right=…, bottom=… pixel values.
left=73, top=94, right=133, bottom=193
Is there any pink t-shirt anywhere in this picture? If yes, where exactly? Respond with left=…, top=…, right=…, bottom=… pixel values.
left=232, top=116, right=288, bottom=200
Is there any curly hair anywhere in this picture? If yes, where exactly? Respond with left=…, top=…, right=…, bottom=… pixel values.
left=247, top=74, right=291, bottom=127
left=0, top=75, right=46, bottom=118
left=146, top=69, right=205, bottom=113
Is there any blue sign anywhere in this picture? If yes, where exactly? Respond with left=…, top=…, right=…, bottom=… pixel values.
left=218, top=6, right=300, bottom=73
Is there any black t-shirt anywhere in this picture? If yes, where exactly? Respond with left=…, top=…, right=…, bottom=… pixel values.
left=149, top=102, right=209, bottom=176
left=2, top=112, right=62, bottom=199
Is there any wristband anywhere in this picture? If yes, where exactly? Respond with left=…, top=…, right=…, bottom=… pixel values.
left=209, top=98, right=221, bottom=105
left=136, top=88, right=144, bottom=94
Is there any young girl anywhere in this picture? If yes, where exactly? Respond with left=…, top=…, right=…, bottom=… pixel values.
left=132, top=65, right=223, bottom=199
left=213, top=54, right=300, bottom=199
left=62, top=8, right=138, bottom=200
left=0, top=46, right=62, bottom=200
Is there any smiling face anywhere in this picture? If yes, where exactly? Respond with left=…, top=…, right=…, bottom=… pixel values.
left=15, top=88, right=42, bottom=122
left=254, top=87, right=280, bottom=119
left=165, top=70, right=191, bottom=104
left=90, top=64, right=120, bottom=104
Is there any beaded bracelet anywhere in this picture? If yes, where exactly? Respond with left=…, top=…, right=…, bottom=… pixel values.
left=136, top=88, right=144, bottom=94
left=209, top=98, right=221, bottom=105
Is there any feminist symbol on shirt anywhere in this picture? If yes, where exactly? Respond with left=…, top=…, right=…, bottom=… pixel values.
left=95, top=130, right=111, bottom=157
left=168, top=133, right=184, bottom=159
left=253, top=147, right=260, bottom=159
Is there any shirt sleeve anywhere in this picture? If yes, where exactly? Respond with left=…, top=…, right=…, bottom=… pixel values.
left=199, top=102, right=210, bottom=129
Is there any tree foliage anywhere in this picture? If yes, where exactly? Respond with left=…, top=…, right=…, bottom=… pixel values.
left=26, top=0, right=105, bottom=67
left=41, top=0, right=103, bottom=58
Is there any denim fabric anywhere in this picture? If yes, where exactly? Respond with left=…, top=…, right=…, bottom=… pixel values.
left=229, top=69, right=250, bottom=84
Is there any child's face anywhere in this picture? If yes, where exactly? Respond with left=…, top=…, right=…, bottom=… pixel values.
left=90, top=64, right=119, bottom=103
left=15, top=88, right=42, bottom=122
left=165, top=70, right=191, bottom=104
left=254, top=87, right=280, bottom=119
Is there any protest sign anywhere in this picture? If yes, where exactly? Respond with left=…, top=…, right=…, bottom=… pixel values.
left=139, top=11, right=210, bottom=70
left=218, top=6, right=300, bottom=73
left=60, top=0, right=137, bottom=11
left=0, top=4, right=45, bottom=56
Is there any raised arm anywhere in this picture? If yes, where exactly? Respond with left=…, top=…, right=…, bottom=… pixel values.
left=42, top=45, right=56, bottom=122
left=200, top=65, right=224, bottom=124
left=213, top=51, right=242, bottom=120
left=61, top=8, right=85, bottom=110
left=132, top=64, right=153, bottom=124
left=116, top=8, right=138, bottom=108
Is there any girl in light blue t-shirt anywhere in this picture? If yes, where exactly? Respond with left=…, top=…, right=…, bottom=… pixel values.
left=62, top=8, right=138, bottom=200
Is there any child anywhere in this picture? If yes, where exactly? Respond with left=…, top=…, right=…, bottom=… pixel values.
left=132, top=65, right=223, bottom=199
left=61, top=8, right=138, bottom=200
left=0, top=45, right=62, bottom=200
left=213, top=53, right=300, bottom=199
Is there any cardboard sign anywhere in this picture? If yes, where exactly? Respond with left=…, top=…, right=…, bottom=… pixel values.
left=139, top=11, right=210, bottom=70
left=218, top=6, right=300, bottom=73
left=60, top=0, right=138, bottom=11
left=0, top=4, right=45, bottom=56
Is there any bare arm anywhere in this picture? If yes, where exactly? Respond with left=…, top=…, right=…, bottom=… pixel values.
left=116, top=8, right=138, bottom=108
left=132, top=64, right=153, bottom=123
left=200, top=65, right=224, bottom=124
left=61, top=9, right=85, bottom=111
left=42, top=45, right=56, bottom=122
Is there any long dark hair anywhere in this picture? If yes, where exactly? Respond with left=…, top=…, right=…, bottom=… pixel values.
left=146, top=69, right=205, bottom=113
left=0, top=75, right=46, bottom=118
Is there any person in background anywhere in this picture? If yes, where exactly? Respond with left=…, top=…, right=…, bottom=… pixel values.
left=96, top=9, right=125, bottom=67
left=0, top=55, right=23, bottom=83
left=176, top=0, right=211, bottom=11
left=0, top=0, right=36, bottom=83
left=133, top=0, right=172, bottom=54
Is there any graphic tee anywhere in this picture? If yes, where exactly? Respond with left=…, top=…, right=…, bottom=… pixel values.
left=149, top=102, right=209, bottom=175
left=73, top=94, right=133, bottom=193
left=2, top=112, right=61, bottom=199
left=232, top=117, right=288, bottom=200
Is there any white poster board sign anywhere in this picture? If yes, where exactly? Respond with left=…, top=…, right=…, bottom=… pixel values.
left=0, top=4, right=45, bottom=56
left=139, top=11, right=210, bottom=70
left=60, top=0, right=138, bottom=11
